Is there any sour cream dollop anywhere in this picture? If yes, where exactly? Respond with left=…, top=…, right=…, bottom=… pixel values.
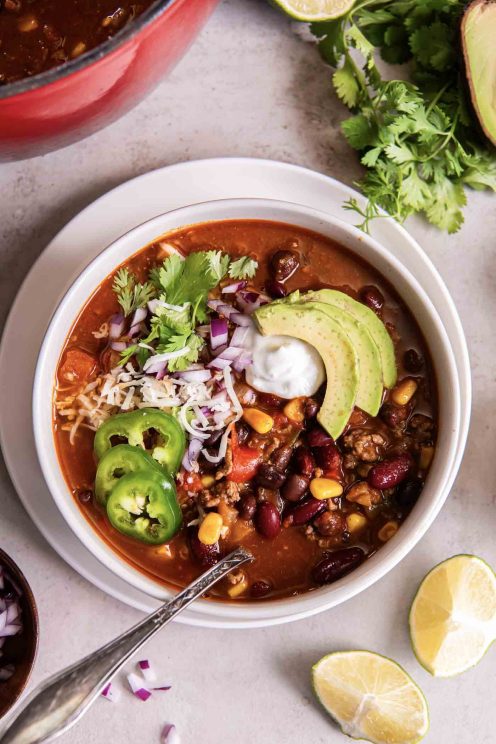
left=245, top=328, right=325, bottom=399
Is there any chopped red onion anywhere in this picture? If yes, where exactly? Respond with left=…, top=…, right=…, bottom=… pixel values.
left=138, top=659, right=157, bottom=684
left=231, top=326, right=251, bottom=347
left=0, top=565, right=23, bottom=683
left=210, top=318, right=228, bottom=350
left=162, top=723, right=180, bottom=744
left=147, top=299, right=161, bottom=314
left=110, top=341, right=127, bottom=352
left=207, top=357, right=233, bottom=370
left=216, top=346, right=244, bottom=362
left=232, top=351, right=253, bottom=373
left=231, top=312, right=253, bottom=327
left=182, top=438, right=203, bottom=472
left=109, top=313, right=126, bottom=339
left=207, top=300, right=237, bottom=318
left=127, top=672, right=152, bottom=701
left=222, top=280, right=247, bottom=294
left=151, top=683, right=172, bottom=691
left=130, top=307, right=147, bottom=327
left=144, top=347, right=191, bottom=372
left=128, top=323, right=142, bottom=338
left=101, top=682, right=121, bottom=702
left=236, top=290, right=270, bottom=314
left=196, top=324, right=210, bottom=338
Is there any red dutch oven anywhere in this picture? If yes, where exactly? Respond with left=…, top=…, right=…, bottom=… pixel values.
left=0, top=0, right=219, bottom=162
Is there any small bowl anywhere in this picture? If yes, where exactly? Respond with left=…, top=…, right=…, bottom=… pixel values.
left=33, top=198, right=465, bottom=627
left=0, top=549, right=39, bottom=719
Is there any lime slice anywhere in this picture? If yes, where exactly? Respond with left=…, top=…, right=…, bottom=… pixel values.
left=409, top=554, right=496, bottom=677
left=272, top=0, right=355, bottom=22
left=312, top=651, right=429, bottom=744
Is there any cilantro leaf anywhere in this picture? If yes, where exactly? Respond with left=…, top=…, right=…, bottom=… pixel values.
left=228, top=256, right=259, bottom=279
left=112, top=268, right=156, bottom=317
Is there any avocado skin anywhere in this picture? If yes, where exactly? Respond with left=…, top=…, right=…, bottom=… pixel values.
left=461, top=0, right=496, bottom=147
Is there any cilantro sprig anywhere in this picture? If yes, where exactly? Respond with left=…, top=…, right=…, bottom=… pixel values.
left=113, top=249, right=258, bottom=371
left=311, top=0, right=496, bottom=233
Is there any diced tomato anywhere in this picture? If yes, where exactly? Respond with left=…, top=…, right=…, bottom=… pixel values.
left=182, top=472, right=203, bottom=493
left=58, top=347, right=97, bottom=386
left=228, top=425, right=261, bottom=483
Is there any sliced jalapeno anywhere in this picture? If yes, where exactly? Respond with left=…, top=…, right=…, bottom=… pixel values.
left=106, top=470, right=182, bottom=545
left=94, top=444, right=164, bottom=506
left=94, top=408, right=185, bottom=475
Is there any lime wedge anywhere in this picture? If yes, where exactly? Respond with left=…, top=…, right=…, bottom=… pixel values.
left=272, top=0, right=355, bottom=22
left=409, top=554, right=496, bottom=677
left=312, top=651, right=429, bottom=744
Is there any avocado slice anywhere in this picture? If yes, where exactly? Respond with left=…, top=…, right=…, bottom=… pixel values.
left=254, top=303, right=359, bottom=439
left=300, top=289, right=397, bottom=389
left=461, top=0, right=496, bottom=147
left=299, top=301, right=383, bottom=416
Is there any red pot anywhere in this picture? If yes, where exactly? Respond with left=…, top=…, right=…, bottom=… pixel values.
left=0, top=0, right=219, bottom=162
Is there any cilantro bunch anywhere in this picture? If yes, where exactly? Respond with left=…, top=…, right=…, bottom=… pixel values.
left=311, top=0, right=496, bottom=233
left=113, top=250, right=258, bottom=371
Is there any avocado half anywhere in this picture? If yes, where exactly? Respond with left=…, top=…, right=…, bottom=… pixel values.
left=461, top=0, right=496, bottom=147
left=254, top=303, right=359, bottom=440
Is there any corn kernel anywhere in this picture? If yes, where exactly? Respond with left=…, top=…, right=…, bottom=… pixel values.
left=391, top=378, right=418, bottom=406
left=283, top=397, right=306, bottom=423
left=227, top=576, right=249, bottom=598
left=378, top=520, right=399, bottom=543
left=347, top=513, right=368, bottom=533
left=201, top=474, right=215, bottom=488
left=419, top=445, right=434, bottom=470
left=71, top=42, right=87, bottom=59
left=310, top=477, right=343, bottom=500
left=198, top=512, right=223, bottom=546
left=243, top=407, right=274, bottom=434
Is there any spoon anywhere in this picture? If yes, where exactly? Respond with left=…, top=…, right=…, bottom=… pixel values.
left=0, top=547, right=252, bottom=744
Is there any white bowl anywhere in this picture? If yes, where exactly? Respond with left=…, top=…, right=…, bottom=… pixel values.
left=33, top=198, right=464, bottom=626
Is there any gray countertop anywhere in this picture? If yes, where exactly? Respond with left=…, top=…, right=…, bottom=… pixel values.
left=1, top=1, right=495, bottom=742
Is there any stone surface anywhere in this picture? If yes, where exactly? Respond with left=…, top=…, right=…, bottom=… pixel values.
left=0, top=1, right=495, bottom=742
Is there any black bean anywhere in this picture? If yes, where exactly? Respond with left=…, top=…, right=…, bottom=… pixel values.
left=404, top=348, right=424, bottom=373
left=271, top=445, right=292, bottom=473
left=270, top=250, right=300, bottom=282
left=281, top=474, right=310, bottom=503
left=256, top=463, right=287, bottom=489
left=360, top=285, right=384, bottom=314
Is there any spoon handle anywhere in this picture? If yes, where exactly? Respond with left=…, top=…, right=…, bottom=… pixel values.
left=0, top=547, right=252, bottom=744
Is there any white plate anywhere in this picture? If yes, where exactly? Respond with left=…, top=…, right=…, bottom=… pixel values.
left=0, top=158, right=471, bottom=627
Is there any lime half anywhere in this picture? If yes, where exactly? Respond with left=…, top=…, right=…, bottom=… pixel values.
left=312, top=650, right=429, bottom=744
left=272, top=0, right=355, bottom=22
left=409, top=554, right=496, bottom=677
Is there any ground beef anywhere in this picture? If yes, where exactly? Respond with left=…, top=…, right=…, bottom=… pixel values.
left=314, top=511, right=346, bottom=537
left=199, top=479, right=241, bottom=508
left=408, top=414, right=435, bottom=443
left=343, top=428, right=387, bottom=462
left=346, top=481, right=382, bottom=507
left=214, top=441, right=233, bottom=480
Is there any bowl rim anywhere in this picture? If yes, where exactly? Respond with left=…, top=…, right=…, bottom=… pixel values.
left=0, top=547, right=39, bottom=718
left=33, top=197, right=464, bottom=624
left=0, top=0, right=177, bottom=101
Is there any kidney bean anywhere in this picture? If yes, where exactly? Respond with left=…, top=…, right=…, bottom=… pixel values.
left=306, top=426, right=334, bottom=448
left=250, top=580, right=272, bottom=598
left=404, top=348, right=423, bottom=373
left=256, top=463, right=287, bottom=489
left=281, top=473, right=309, bottom=502
left=239, top=494, right=257, bottom=520
left=368, top=453, right=413, bottom=490
left=289, top=497, right=326, bottom=525
left=314, top=443, right=342, bottom=475
left=360, top=285, right=384, bottom=314
left=304, top=398, right=319, bottom=419
left=188, top=527, right=220, bottom=568
left=256, top=502, right=281, bottom=539
left=271, top=445, right=293, bottom=473
left=271, top=249, right=300, bottom=282
left=380, top=402, right=409, bottom=429
left=293, top=445, right=315, bottom=478
left=395, top=478, right=423, bottom=510
left=257, top=392, right=283, bottom=409
left=265, top=279, right=287, bottom=298
left=312, top=547, right=365, bottom=584
left=235, top=420, right=250, bottom=445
